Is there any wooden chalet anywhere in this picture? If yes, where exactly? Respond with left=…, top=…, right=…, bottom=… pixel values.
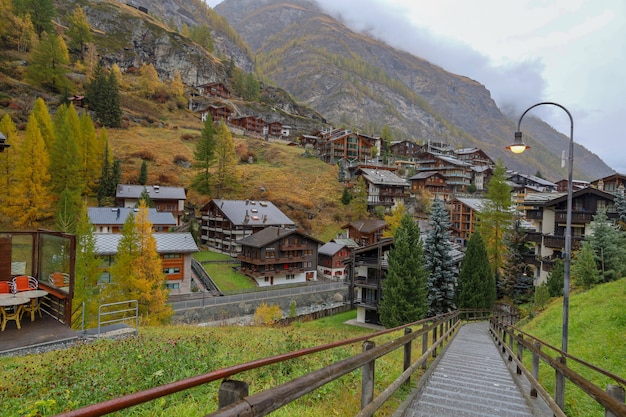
left=342, top=219, right=387, bottom=246
left=95, top=232, right=199, bottom=295
left=266, top=121, right=283, bottom=137
left=454, top=147, right=494, bottom=166
left=68, top=94, right=86, bottom=107
left=237, top=227, right=322, bottom=287
left=591, top=173, right=626, bottom=193
left=522, top=187, right=618, bottom=284
left=197, top=82, right=231, bottom=99
left=448, top=197, right=486, bottom=247
left=230, top=115, right=265, bottom=135
left=355, top=167, right=410, bottom=212
left=199, top=199, right=295, bottom=254
left=413, top=152, right=473, bottom=194
left=317, top=241, right=353, bottom=281
left=115, top=184, right=187, bottom=225
left=409, top=171, right=449, bottom=200
left=554, top=179, right=590, bottom=193
left=316, top=129, right=378, bottom=166
left=389, top=140, right=423, bottom=160
left=201, top=104, right=233, bottom=123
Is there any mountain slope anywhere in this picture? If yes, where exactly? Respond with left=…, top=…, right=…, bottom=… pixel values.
left=214, top=0, right=614, bottom=181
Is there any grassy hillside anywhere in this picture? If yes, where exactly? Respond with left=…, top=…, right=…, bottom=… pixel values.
left=0, top=311, right=412, bottom=417
left=521, top=278, right=626, bottom=416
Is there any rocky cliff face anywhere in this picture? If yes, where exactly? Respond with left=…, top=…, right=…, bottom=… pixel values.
left=214, top=0, right=613, bottom=180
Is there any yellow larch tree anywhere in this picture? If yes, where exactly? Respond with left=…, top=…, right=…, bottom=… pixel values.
left=5, top=115, right=53, bottom=229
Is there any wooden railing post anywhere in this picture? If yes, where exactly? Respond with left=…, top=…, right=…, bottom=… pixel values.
left=531, top=342, right=540, bottom=398
left=555, top=356, right=566, bottom=410
left=404, top=328, right=412, bottom=386
left=432, top=324, right=438, bottom=358
left=507, top=330, right=514, bottom=361
left=605, top=385, right=625, bottom=417
left=361, top=340, right=376, bottom=410
left=422, top=323, right=428, bottom=370
left=218, top=380, right=249, bottom=409
left=516, top=334, right=524, bottom=375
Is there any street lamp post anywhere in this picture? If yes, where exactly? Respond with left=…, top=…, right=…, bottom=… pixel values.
left=508, top=102, right=573, bottom=357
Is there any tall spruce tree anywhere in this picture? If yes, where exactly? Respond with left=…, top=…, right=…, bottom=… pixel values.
left=546, top=258, right=564, bottom=297
left=138, top=160, right=148, bottom=185
left=586, top=209, right=626, bottom=281
left=424, top=198, right=456, bottom=316
left=97, top=133, right=115, bottom=206
left=502, top=218, right=532, bottom=301
left=86, top=65, right=121, bottom=128
left=614, top=186, right=626, bottom=230
left=191, top=115, right=216, bottom=195
left=571, top=242, right=601, bottom=290
left=478, top=161, right=513, bottom=296
left=378, top=213, right=427, bottom=327
left=456, top=231, right=495, bottom=309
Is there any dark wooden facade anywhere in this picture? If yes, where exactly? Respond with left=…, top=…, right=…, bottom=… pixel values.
left=198, top=82, right=231, bottom=99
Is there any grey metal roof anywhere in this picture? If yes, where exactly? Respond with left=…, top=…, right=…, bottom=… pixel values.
left=332, top=238, right=360, bottom=249
left=409, top=171, right=442, bottom=180
left=88, top=207, right=176, bottom=226
left=318, top=241, right=347, bottom=256
left=210, top=199, right=295, bottom=227
left=95, top=232, right=198, bottom=255
left=359, top=168, right=409, bottom=187
left=454, top=197, right=487, bottom=211
left=237, top=227, right=296, bottom=248
left=342, top=219, right=387, bottom=233
left=116, top=184, right=186, bottom=200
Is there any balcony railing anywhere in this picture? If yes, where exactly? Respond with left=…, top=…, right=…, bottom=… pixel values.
left=238, top=255, right=306, bottom=265
left=524, top=231, right=542, bottom=244
left=525, top=209, right=542, bottom=220
left=279, top=244, right=308, bottom=251
left=555, top=210, right=593, bottom=224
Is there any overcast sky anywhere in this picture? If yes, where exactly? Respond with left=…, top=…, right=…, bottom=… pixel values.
left=207, top=0, right=625, bottom=174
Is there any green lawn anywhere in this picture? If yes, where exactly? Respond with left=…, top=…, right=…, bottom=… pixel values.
left=520, top=277, right=626, bottom=417
left=192, top=250, right=257, bottom=292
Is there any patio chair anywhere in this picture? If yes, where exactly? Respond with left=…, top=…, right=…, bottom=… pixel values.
left=12, top=275, right=38, bottom=292
left=0, top=281, right=14, bottom=294
left=49, top=272, right=69, bottom=287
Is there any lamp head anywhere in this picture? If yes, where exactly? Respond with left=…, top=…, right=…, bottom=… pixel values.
left=507, top=131, right=530, bottom=154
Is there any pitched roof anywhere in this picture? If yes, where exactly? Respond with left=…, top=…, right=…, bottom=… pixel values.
left=88, top=207, right=176, bottom=226
left=342, top=219, right=387, bottom=233
left=332, top=238, right=360, bottom=249
left=237, top=227, right=321, bottom=248
left=116, top=184, right=186, bottom=200
left=358, top=168, right=409, bottom=187
left=206, top=199, right=295, bottom=227
left=95, top=232, right=198, bottom=255
left=318, top=241, right=348, bottom=256
left=409, top=171, right=444, bottom=180
left=454, top=197, right=487, bottom=212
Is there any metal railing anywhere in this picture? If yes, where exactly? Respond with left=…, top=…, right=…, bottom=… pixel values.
left=489, top=317, right=626, bottom=417
left=97, top=300, right=138, bottom=337
left=55, top=311, right=463, bottom=417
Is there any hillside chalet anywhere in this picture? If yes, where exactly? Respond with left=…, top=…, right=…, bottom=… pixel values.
left=88, top=207, right=176, bottom=233
left=115, top=184, right=187, bottom=225
left=197, top=82, right=231, bottom=99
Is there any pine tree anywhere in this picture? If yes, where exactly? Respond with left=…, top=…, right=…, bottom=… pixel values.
left=25, top=31, right=70, bottom=92
left=456, top=231, right=495, bottom=309
left=97, top=132, right=115, bottom=206
left=73, top=206, right=101, bottom=327
left=211, top=121, right=239, bottom=197
left=341, top=187, right=352, bottom=205
left=501, top=218, right=531, bottom=301
left=14, top=0, right=55, bottom=37
left=50, top=104, right=82, bottom=195
left=614, top=186, right=626, bottom=230
left=55, top=187, right=81, bottom=233
left=478, top=161, right=513, bottom=296
left=424, top=198, right=456, bottom=316
left=135, top=201, right=172, bottom=324
left=31, top=97, right=55, bottom=150
left=546, top=258, right=564, bottom=297
left=571, top=242, right=601, bottom=290
left=86, top=66, right=121, bottom=128
left=65, top=6, right=93, bottom=60
left=0, top=114, right=18, bottom=209
left=191, top=115, right=216, bottom=195
left=138, top=160, right=148, bottom=185
left=586, top=209, right=626, bottom=281
left=138, top=188, right=155, bottom=208
left=5, top=115, right=52, bottom=228
left=378, top=213, right=427, bottom=327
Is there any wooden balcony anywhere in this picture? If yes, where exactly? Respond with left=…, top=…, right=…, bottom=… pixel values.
left=237, top=255, right=305, bottom=265
left=543, top=235, right=583, bottom=249
left=525, top=209, right=542, bottom=220
left=353, top=275, right=380, bottom=288
left=279, top=244, right=308, bottom=251
left=524, top=231, right=542, bottom=244
left=523, top=253, right=541, bottom=267
left=555, top=210, right=593, bottom=224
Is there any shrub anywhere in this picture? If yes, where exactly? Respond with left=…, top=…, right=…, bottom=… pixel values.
left=130, top=150, right=156, bottom=161
left=254, top=303, right=281, bottom=325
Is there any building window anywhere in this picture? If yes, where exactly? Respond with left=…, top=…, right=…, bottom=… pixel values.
left=163, top=253, right=181, bottom=259
left=286, top=274, right=295, bottom=280
left=166, top=283, right=180, bottom=289
left=163, top=267, right=180, bottom=275
left=266, top=250, right=275, bottom=258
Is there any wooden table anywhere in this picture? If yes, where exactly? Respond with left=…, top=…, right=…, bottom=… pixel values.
left=16, top=290, right=48, bottom=322
left=0, top=296, right=29, bottom=331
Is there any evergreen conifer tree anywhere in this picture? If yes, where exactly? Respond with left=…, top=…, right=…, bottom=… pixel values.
left=571, top=242, right=601, bottom=290
left=615, top=186, right=626, bottom=229
left=456, top=231, right=495, bottom=309
left=586, top=209, right=626, bottom=281
left=191, top=115, right=216, bottom=195
left=424, top=198, right=456, bottom=316
left=546, top=258, right=564, bottom=297
left=26, top=31, right=70, bottom=92
left=502, top=218, right=531, bottom=301
left=50, top=103, right=82, bottom=195
left=138, top=160, right=148, bottom=185
left=378, top=213, right=427, bottom=327
left=211, top=121, right=239, bottom=198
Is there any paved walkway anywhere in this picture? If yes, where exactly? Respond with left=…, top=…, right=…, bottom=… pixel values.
left=400, top=322, right=545, bottom=417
